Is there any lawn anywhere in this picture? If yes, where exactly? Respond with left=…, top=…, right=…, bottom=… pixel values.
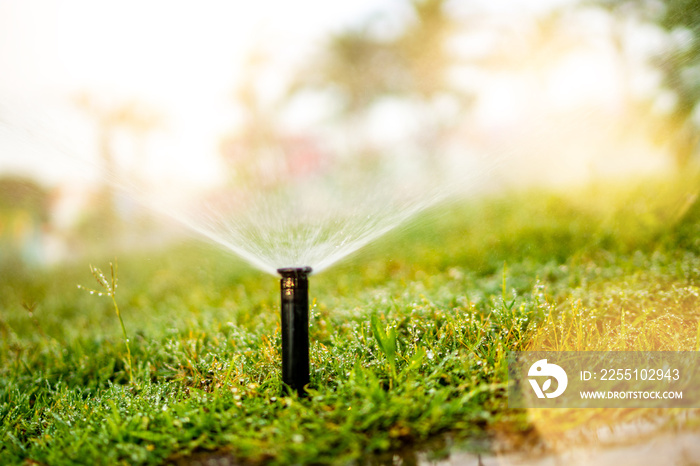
left=2, top=174, right=700, bottom=464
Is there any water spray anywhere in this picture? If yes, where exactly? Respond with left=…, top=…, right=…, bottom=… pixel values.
left=277, top=266, right=312, bottom=396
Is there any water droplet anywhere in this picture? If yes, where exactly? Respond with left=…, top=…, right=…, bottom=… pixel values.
left=89, top=291, right=94, bottom=295
left=426, top=350, right=434, bottom=360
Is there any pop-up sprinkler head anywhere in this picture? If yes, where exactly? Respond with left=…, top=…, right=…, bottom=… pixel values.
left=277, top=266, right=312, bottom=397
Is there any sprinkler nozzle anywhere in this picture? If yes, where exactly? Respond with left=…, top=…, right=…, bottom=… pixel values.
left=277, top=266, right=312, bottom=396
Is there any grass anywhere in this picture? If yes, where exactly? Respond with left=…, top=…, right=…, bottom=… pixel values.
left=77, top=263, right=134, bottom=384
left=2, top=174, right=700, bottom=464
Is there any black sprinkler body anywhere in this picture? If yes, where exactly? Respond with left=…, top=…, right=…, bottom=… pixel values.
left=277, top=266, right=312, bottom=396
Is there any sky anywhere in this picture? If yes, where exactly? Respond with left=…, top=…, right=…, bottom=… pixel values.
left=0, top=0, right=398, bottom=186
left=0, top=0, right=673, bottom=192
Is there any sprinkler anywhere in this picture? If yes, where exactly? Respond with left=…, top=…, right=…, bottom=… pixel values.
left=277, top=266, right=312, bottom=396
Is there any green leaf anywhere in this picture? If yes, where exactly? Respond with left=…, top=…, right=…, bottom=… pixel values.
left=370, top=314, right=387, bottom=356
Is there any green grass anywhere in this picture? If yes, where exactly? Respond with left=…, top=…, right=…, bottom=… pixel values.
left=2, top=174, right=700, bottom=464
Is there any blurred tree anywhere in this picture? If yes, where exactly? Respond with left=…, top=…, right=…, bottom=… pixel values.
left=74, top=94, right=163, bottom=241
left=469, top=10, right=584, bottom=81
left=312, top=29, right=396, bottom=113
left=394, top=0, right=456, bottom=99
left=0, top=176, right=48, bottom=267
left=75, top=94, right=163, bottom=180
left=288, top=0, right=470, bottom=176
left=595, top=0, right=700, bottom=167
left=656, top=0, right=700, bottom=167
left=220, top=51, right=287, bottom=189
left=298, top=0, right=464, bottom=112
